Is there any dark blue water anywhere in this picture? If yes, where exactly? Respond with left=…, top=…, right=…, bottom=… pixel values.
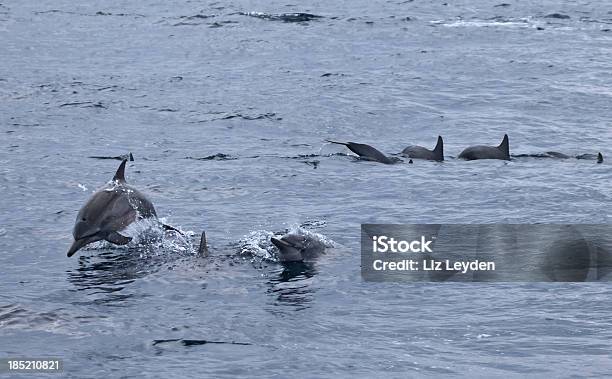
left=2, top=0, right=612, bottom=377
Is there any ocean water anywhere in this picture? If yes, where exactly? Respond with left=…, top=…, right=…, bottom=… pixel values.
left=1, top=0, right=612, bottom=377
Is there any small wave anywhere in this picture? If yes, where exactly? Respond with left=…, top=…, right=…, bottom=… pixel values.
left=238, top=12, right=323, bottom=23
left=188, top=112, right=281, bottom=123
left=544, top=13, right=570, bottom=20
left=59, top=101, right=107, bottom=109
left=299, top=219, right=327, bottom=229
left=59, top=101, right=93, bottom=107
left=0, top=303, right=83, bottom=334
left=579, top=17, right=612, bottom=25
left=185, top=153, right=237, bottom=161
left=180, top=14, right=215, bottom=21
left=152, top=338, right=252, bottom=347
left=321, top=72, right=345, bottom=77
left=221, top=112, right=280, bottom=121
left=303, top=160, right=319, bottom=169
left=34, top=9, right=145, bottom=18
left=66, top=221, right=199, bottom=304
left=431, top=16, right=537, bottom=28
left=88, top=152, right=134, bottom=161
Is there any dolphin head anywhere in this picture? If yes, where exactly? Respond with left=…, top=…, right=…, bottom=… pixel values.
left=271, top=236, right=305, bottom=262
left=68, top=189, right=118, bottom=257
left=67, top=233, right=104, bottom=258
left=271, top=234, right=326, bottom=262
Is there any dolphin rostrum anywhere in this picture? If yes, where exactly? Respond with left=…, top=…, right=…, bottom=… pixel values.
left=401, top=136, right=444, bottom=161
left=458, top=134, right=510, bottom=161
left=271, top=234, right=326, bottom=262
left=325, top=140, right=401, bottom=164
left=67, top=160, right=159, bottom=257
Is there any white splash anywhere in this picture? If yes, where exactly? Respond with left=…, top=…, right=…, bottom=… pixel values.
left=238, top=223, right=336, bottom=262
left=431, top=17, right=539, bottom=29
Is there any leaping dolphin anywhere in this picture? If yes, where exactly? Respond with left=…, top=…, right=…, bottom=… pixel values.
left=325, top=140, right=401, bottom=164
left=401, top=136, right=444, bottom=161
left=458, top=134, right=510, bottom=161
left=271, top=234, right=326, bottom=262
left=67, top=160, right=161, bottom=257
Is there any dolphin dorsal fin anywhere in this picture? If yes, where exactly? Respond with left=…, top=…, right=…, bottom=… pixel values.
left=498, top=134, right=509, bottom=158
left=113, top=159, right=128, bottom=183
left=432, top=136, right=444, bottom=161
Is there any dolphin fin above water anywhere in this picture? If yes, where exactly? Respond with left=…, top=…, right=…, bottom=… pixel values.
left=498, top=134, right=509, bottom=157
left=113, top=159, right=128, bottom=182
left=432, top=135, right=444, bottom=161
left=458, top=134, right=510, bottom=161
left=198, top=231, right=209, bottom=257
left=576, top=152, right=604, bottom=163
left=401, top=135, right=444, bottom=161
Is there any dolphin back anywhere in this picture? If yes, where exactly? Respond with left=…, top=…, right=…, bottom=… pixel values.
left=458, top=134, right=510, bottom=160
left=326, top=140, right=399, bottom=164
left=345, top=142, right=392, bottom=163
left=402, top=136, right=444, bottom=161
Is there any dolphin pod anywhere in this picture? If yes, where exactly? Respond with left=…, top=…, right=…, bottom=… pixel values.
left=67, top=134, right=604, bottom=258
left=329, top=134, right=602, bottom=163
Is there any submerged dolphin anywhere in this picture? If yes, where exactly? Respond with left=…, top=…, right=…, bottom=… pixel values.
left=513, top=151, right=603, bottom=163
left=458, top=134, right=510, bottom=161
left=67, top=160, right=158, bottom=257
left=326, top=140, right=401, bottom=164
left=271, top=234, right=326, bottom=262
left=401, top=136, right=444, bottom=161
